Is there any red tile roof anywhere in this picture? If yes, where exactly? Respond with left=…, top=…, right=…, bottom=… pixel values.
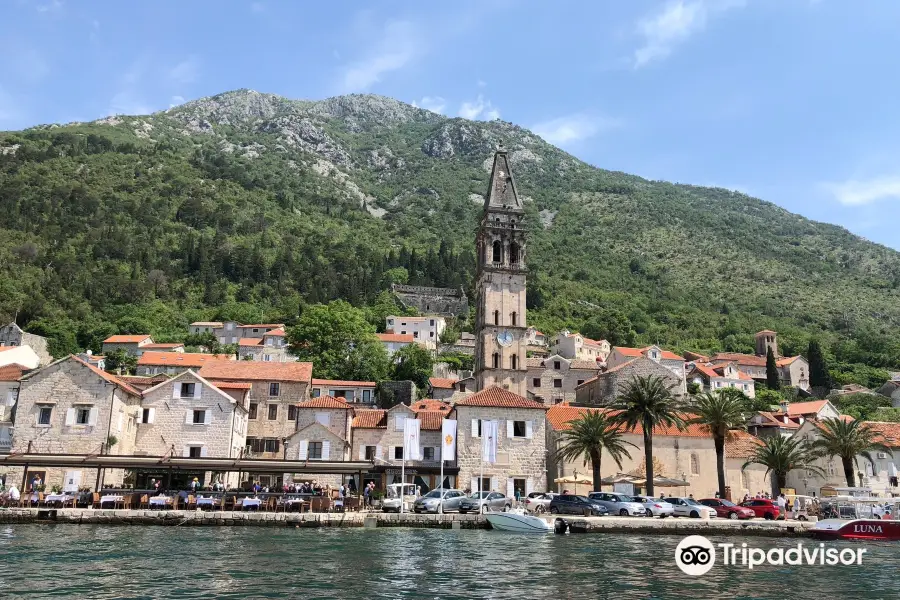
left=0, top=364, right=26, bottom=381
left=690, top=363, right=720, bottom=380
left=756, top=411, right=801, bottom=429
left=312, top=379, right=376, bottom=387
left=429, top=377, right=457, bottom=389
left=238, top=338, right=263, bottom=347
left=711, top=352, right=767, bottom=367
left=70, top=355, right=141, bottom=396
left=417, top=411, right=445, bottom=430
left=377, top=333, right=415, bottom=343
left=0, top=347, right=15, bottom=353
left=411, top=399, right=452, bottom=414
left=104, top=334, right=151, bottom=344
left=725, top=430, right=764, bottom=458
left=264, top=328, right=286, bottom=337
left=784, top=400, right=829, bottom=416
left=138, top=352, right=232, bottom=367
left=776, top=356, right=802, bottom=367
left=353, top=409, right=387, bottom=428
left=454, top=387, right=546, bottom=409
left=862, top=422, right=900, bottom=447
left=615, top=346, right=684, bottom=361
left=141, top=343, right=184, bottom=350
left=198, top=361, right=313, bottom=383
left=118, top=374, right=170, bottom=386
left=208, top=381, right=252, bottom=390
left=298, top=395, right=353, bottom=409
left=547, top=403, right=709, bottom=436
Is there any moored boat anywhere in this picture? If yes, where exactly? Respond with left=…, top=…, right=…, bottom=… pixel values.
left=810, top=518, right=900, bottom=541
left=485, top=508, right=553, bottom=533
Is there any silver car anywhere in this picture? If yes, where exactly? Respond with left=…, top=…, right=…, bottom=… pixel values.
left=458, top=491, right=511, bottom=514
left=413, top=488, right=466, bottom=513
left=632, top=495, right=675, bottom=517
left=587, top=492, right=647, bottom=516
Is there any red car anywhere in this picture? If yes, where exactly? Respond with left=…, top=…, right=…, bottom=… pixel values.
left=738, top=498, right=781, bottom=520
left=699, top=498, right=756, bottom=520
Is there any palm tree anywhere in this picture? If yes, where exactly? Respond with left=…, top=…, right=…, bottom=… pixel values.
left=807, top=418, right=893, bottom=487
left=613, top=375, right=686, bottom=497
left=555, top=410, right=638, bottom=492
left=689, top=390, right=747, bottom=498
left=742, top=434, right=824, bottom=496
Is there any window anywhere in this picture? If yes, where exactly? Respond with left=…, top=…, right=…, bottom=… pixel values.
left=512, top=421, right=526, bottom=438
left=577, top=380, right=584, bottom=386
left=414, top=332, right=419, bottom=338
left=365, top=445, right=376, bottom=460
left=492, top=240, right=502, bottom=263
left=189, top=446, right=202, bottom=458
left=394, top=446, right=404, bottom=460
left=181, top=383, right=195, bottom=398
left=553, top=379, right=563, bottom=388
left=430, top=319, right=435, bottom=326
left=423, top=447, right=435, bottom=461
left=493, top=310, right=499, bottom=325
left=193, top=409, right=207, bottom=424
left=459, top=383, right=467, bottom=392
left=312, top=388, right=321, bottom=398
left=395, top=415, right=407, bottom=431
left=265, top=439, right=280, bottom=453
left=308, top=442, right=323, bottom=459
left=532, top=378, right=541, bottom=387
left=511, top=312, right=517, bottom=326
left=269, top=383, right=280, bottom=397
left=75, top=408, right=91, bottom=425
left=268, top=404, right=278, bottom=420
left=248, top=403, right=258, bottom=419
left=554, top=361, right=561, bottom=370
left=142, top=408, right=152, bottom=423
left=362, top=390, right=372, bottom=403
left=511, top=354, right=518, bottom=369
left=38, top=406, right=52, bottom=426
left=288, top=405, right=298, bottom=421
left=510, top=242, right=520, bottom=265
left=263, top=355, right=272, bottom=362
left=429, top=332, right=434, bottom=337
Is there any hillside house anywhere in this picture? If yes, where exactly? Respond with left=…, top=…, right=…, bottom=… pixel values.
left=0, top=345, right=41, bottom=370
left=549, top=330, right=610, bottom=362
left=0, top=322, right=52, bottom=366
left=385, top=315, right=446, bottom=350
left=688, top=361, right=756, bottom=398
left=526, top=354, right=602, bottom=406
left=710, top=330, right=809, bottom=390
left=606, top=345, right=686, bottom=390
left=575, top=357, right=685, bottom=406
left=236, top=328, right=295, bottom=362
left=376, top=332, right=415, bottom=357
left=311, top=379, right=377, bottom=406
left=136, top=352, right=234, bottom=376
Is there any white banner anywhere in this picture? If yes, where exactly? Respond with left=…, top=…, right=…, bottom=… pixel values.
left=403, top=417, right=421, bottom=461
left=441, top=418, right=457, bottom=461
left=481, top=419, right=498, bottom=464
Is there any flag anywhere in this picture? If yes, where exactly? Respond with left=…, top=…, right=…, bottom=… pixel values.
left=403, top=417, right=421, bottom=461
left=481, top=419, right=498, bottom=464
left=441, top=418, right=457, bottom=461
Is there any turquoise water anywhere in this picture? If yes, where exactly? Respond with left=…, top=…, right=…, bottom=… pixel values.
left=0, top=525, right=897, bottom=599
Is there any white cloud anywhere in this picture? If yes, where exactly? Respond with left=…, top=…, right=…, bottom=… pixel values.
left=168, top=56, right=200, bottom=84
left=458, top=94, right=500, bottom=121
left=531, top=114, right=622, bottom=146
left=824, top=176, right=900, bottom=206
left=340, top=20, right=418, bottom=92
left=634, top=0, right=745, bottom=68
left=412, top=96, right=446, bottom=114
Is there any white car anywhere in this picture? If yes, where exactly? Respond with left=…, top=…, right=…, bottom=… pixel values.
left=524, top=492, right=557, bottom=513
left=633, top=495, right=675, bottom=517
left=665, top=496, right=716, bottom=519
left=588, top=492, right=647, bottom=516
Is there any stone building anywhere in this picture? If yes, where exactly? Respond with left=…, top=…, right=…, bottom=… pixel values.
left=282, top=395, right=357, bottom=488
left=710, top=330, right=809, bottom=390
left=0, top=322, right=53, bottom=366
left=688, top=361, right=756, bottom=398
left=198, top=361, right=313, bottom=461
left=8, top=356, right=142, bottom=490
left=376, top=332, right=415, bottom=357
left=188, top=321, right=284, bottom=345
left=0, top=364, right=26, bottom=454
left=391, top=284, right=469, bottom=318
left=549, top=330, right=610, bottom=362
left=453, top=387, right=547, bottom=496
left=136, top=351, right=234, bottom=376
left=747, top=400, right=841, bottom=439
left=237, top=328, right=296, bottom=362
left=0, top=345, right=41, bottom=370
left=385, top=315, right=446, bottom=351
left=311, top=379, right=377, bottom=406
left=101, top=334, right=153, bottom=357
left=428, top=377, right=458, bottom=401
left=134, top=370, right=250, bottom=487
left=526, top=354, right=602, bottom=406
left=606, top=345, right=686, bottom=392
left=575, top=357, right=684, bottom=406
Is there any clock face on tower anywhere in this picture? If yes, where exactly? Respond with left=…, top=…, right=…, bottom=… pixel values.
left=496, top=330, right=514, bottom=347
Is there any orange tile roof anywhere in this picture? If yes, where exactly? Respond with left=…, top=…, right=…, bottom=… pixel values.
left=0, top=347, right=15, bottom=353
left=198, top=361, right=313, bottom=383
left=690, top=363, right=720, bottom=380
left=138, top=352, right=232, bottom=367
left=570, top=360, right=602, bottom=370
left=862, top=422, right=900, bottom=447
left=118, top=374, right=170, bottom=385
left=454, top=386, right=546, bottom=409
left=582, top=337, right=605, bottom=347
left=712, top=352, right=767, bottom=367
left=546, top=403, right=709, bottom=436
left=353, top=409, right=387, bottom=428
left=264, top=328, right=286, bottom=337
left=208, top=381, right=252, bottom=390
left=429, top=377, right=457, bottom=389
left=416, top=410, right=445, bottom=430
left=756, top=411, right=801, bottom=429
left=377, top=333, right=415, bottom=343
left=238, top=338, right=263, bottom=347
left=141, top=343, right=184, bottom=350
left=70, top=355, right=141, bottom=396
left=312, top=378, right=376, bottom=387
left=783, top=400, right=828, bottom=416
left=725, top=430, right=764, bottom=458
left=776, top=356, right=802, bottom=367
left=103, top=334, right=151, bottom=344
left=0, top=364, right=26, bottom=381
left=298, top=395, right=353, bottom=410
left=411, top=399, right=452, bottom=414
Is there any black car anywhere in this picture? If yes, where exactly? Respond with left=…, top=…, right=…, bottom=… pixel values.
left=549, top=494, right=609, bottom=516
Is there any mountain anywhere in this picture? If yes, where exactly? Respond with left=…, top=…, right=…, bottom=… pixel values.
left=0, top=89, right=898, bottom=377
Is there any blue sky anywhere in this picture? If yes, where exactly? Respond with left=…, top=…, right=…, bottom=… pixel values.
left=2, top=0, right=899, bottom=250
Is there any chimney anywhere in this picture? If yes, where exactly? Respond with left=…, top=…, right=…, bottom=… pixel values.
left=779, top=401, right=789, bottom=414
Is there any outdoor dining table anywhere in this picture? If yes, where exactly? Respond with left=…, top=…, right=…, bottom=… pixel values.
left=148, top=496, right=172, bottom=509
left=281, top=497, right=307, bottom=512
left=44, top=493, right=74, bottom=505
left=238, top=497, right=261, bottom=511
left=100, top=495, right=123, bottom=507
left=196, top=497, right=220, bottom=508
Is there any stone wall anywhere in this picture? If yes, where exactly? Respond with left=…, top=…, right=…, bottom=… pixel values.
left=378, top=381, right=416, bottom=408
left=527, top=359, right=599, bottom=405
left=245, top=381, right=310, bottom=457
left=391, top=284, right=469, bottom=317
left=576, top=357, right=683, bottom=406
left=295, top=407, right=351, bottom=441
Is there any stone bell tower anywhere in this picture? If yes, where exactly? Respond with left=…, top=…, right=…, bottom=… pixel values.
left=473, top=144, right=528, bottom=396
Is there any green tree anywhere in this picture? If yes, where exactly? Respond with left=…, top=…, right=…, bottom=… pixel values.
left=831, top=392, right=893, bottom=421
left=765, top=347, right=781, bottom=390
left=807, top=339, right=831, bottom=395
left=808, top=418, right=893, bottom=487
left=581, top=308, right=636, bottom=347
left=613, top=375, right=685, bottom=497
left=391, top=343, right=434, bottom=391
left=104, top=348, right=137, bottom=375
left=688, top=391, right=747, bottom=498
left=555, top=410, right=637, bottom=493
left=184, top=332, right=221, bottom=354
left=287, top=300, right=390, bottom=381
left=741, top=435, right=823, bottom=496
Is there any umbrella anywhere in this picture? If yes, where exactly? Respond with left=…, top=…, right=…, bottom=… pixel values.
left=600, top=473, right=641, bottom=485
left=553, top=475, right=592, bottom=485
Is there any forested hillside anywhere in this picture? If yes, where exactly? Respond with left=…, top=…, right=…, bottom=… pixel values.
left=1, top=89, right=898, bottom=382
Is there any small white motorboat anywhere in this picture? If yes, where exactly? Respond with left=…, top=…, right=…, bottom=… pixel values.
left=485, top=508, right=553, bottom=533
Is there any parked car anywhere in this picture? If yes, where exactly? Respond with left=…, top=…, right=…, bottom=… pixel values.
left=632, top=495, right=675, bottom=518
left=698, top=498, right=756, bottom=520
left=381, top=483, right=417, bottom=513
left=587, top=492, right=647, bottom=516
left=458, top=491, right=511, bottom=514
left=665, top=497, right=716, bottom=519
left=739, top=498, right=781, bottom=520
left=413, top=488, right=466, bottom=513
left=549, top=494, right=610, bottom=516
left=525, top=492, right=558, bottom=514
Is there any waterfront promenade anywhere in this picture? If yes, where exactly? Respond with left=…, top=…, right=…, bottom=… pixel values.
left=0, top=508, right=817, bottom=537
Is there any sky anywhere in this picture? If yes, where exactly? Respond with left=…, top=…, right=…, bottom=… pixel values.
left=2, top=0, right=899, bottom=250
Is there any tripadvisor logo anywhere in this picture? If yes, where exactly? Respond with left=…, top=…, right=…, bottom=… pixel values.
left=675, top=535, right=868, bottom=575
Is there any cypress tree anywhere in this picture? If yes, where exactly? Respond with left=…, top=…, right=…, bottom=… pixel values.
left=766, top=346, right=781, bottom=390
left=807, top=339, right=831, bottom=393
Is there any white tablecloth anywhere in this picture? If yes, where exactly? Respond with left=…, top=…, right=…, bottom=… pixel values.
left=196, top=497, right=219, bottom=506
left=100, top=495, right=123, bottom=504
left=240, top=498, right=261, bottom=508
left=148, top=496, right=171, bottom=506
left=44, top=494, right=73, bottom=503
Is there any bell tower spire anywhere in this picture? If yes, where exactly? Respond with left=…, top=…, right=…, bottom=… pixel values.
left=474, top=145, right=528, bottom=396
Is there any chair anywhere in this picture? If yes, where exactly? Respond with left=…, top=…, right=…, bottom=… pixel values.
left=223, top=495, right=235, bottom=512
left=265, top=497, right=277, bottom=512
left=139, top=494, right=149, bottom=509
left=345, top=497, right=359, bottom=512
left=92, top=493, right=101, bottom=509
left=186, top=495, right=196, bottom=510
